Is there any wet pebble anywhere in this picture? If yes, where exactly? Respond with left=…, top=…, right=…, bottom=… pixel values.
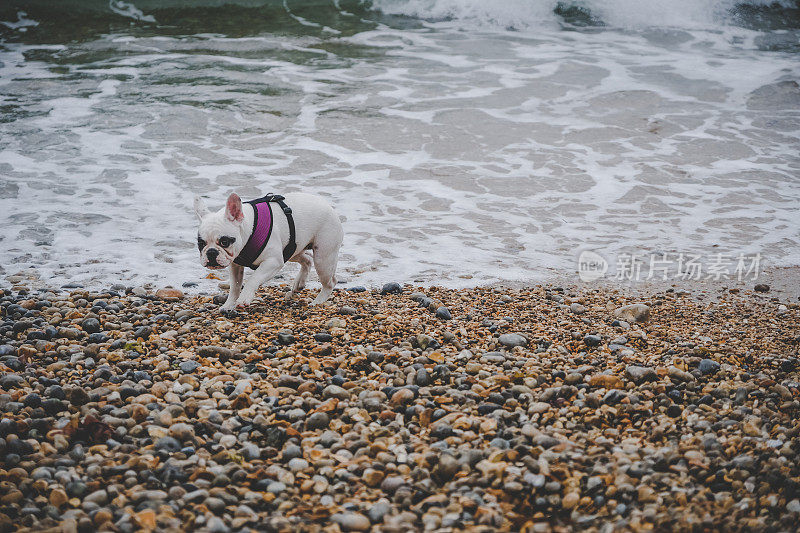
left=381, top=282, right=402, bottom=295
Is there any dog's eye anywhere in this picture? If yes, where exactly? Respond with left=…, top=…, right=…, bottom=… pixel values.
left=218, top=236, right=235, bottom=248
left=197, top=236, right=206, bottom=251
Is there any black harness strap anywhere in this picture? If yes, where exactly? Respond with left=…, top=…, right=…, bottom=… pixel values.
left=272, top=195, right=298, bottom=263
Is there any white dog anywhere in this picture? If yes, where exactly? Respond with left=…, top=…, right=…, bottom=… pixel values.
left=193, top=192, right=343, bottom=310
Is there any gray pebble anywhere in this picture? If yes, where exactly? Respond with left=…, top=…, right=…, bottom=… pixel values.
left=306, top=412, right=330, bottom=430
left=499, top=333, right=527, bottom=348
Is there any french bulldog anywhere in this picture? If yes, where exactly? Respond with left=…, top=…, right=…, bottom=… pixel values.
left=193, top=192, right=343, bottom=310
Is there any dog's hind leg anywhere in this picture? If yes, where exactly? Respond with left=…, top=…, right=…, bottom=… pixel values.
left=286, top=251, right=312, bottom=301
left=311, top=242, right=340, bottom=305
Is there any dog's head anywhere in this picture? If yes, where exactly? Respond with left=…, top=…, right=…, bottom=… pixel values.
left=194, top=193, right=248, bottom=270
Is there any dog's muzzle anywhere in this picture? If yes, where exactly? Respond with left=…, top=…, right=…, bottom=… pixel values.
left=205, top=247, right=224, bottom=268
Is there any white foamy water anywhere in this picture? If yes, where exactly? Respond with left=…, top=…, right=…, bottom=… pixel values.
left=373, top=0, right=797, bottom=30
left=0, top=1, right=799, bottom=291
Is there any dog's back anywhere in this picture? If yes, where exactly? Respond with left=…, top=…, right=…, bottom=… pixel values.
left=279, top=192, right=343, bottom=253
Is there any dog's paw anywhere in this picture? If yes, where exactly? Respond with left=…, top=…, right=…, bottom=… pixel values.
left=220, top=308, right=239, bottom=318
left=235, top=293, right=255, bottom=308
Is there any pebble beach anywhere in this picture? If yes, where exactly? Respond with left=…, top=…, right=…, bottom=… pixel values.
left=1, top=279, right=799, bottom=532
left=3, top=0, right=800, bottom=531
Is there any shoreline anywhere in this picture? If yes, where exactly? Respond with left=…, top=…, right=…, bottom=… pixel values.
left=0, top=279, right=798, bottom=531
left=497, top=264, right=800, bottom=303
left=5, top=263, right=800, bottom=302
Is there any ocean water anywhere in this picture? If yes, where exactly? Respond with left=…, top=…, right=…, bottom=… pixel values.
left=0, top=0, right=799, bottom=290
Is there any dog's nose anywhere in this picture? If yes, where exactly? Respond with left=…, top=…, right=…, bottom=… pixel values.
left=206, top=248, right=219, bottom=260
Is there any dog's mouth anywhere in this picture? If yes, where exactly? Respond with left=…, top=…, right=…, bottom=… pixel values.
left=204, top=259, right=227, bottom=270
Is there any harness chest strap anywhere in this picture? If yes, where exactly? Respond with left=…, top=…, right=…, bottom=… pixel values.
left=233, top=194, right=297, bottom=269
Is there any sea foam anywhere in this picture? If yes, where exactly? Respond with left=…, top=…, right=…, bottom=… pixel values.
left=0, top=1, right=798, bottom=290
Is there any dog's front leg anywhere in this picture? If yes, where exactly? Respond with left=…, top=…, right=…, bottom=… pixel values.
left=236, top=257, right=283, bottom=307
left=220, top=263, right=244, bottom=311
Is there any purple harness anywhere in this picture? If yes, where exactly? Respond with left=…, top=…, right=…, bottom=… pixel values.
left=233, top=194, right=297, bottom=269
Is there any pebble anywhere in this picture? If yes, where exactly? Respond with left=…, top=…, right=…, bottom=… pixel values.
left=197, top=345, right=233, bottom=359
left=380, top=282, right=402, bottom=295
left=613, top=303, right=651, bottom=323
left=306, top=412, right=330, bottom=430
left=562, top=492, right=580, bottom=509
left=498, top=333, right=527, bottom=348
left=179, top=360, right=200, bottom=373
left=368, top=500, right=392, bottom=523
left=667, top=405, right=683, bottom=418
left=625, top=365, right=657, bottom=384
left=155, top=436, right=182, bottom=453
left=207, top=517, right=229, bottom=533
left=282, top=444, right=303, bottom=460
left=668, top=366, right=695, bottom=382
left=362, top=468, right=384, bottom=487
left=83, top=489, right=108, bottom=506
left=80, top=318, right=101, bottom=334
left=168, top=422, right=195, bottom=441
left=433, top=454, right=460, bottom=482
left=332, top=512, right=371, bottom=531
left=277, top=331, right=295, bottom=345
left=589, top=374, right=623, bottom=389
left=266, top=481, right=286, bottom=495
left=603, top=389, right=626, bottom=405
left=49, top=488, right=68, bottom=508
left=529, top=402, right=551, bottom=414
left=390, top=388, right=415, bottom=406
left=380, top=476, right=405, bottom=494
left=155, top=288, right=184, bottom=300
left=287, top=458, right=309, bottom=472
left=481, top=351, right=506, bottom=364
left=435, top=306, right=452, bottom=320
left=584, top=334, right=602, bottom=347
left=323, top=384, right=350, bottom=400
left=205, top=497, right=226, bottom=514
left=698, top=359, right=720, bottom=375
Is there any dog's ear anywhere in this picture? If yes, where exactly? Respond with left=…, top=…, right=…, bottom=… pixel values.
left=225, top=193, right=244, bottom=223
left=193, top=196, right=210, bottom=221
